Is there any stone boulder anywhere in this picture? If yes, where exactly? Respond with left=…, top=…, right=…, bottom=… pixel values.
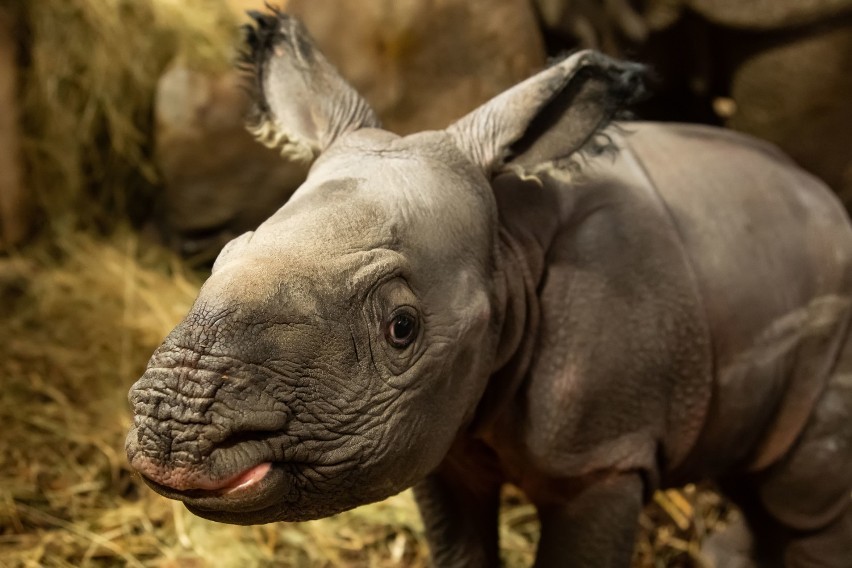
left=154, top=63, right=307, bottom=261
left=286, top=0, right=547, bottom=133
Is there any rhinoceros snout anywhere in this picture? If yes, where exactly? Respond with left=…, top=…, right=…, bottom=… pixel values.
left=125, top=355, right=292, bottom=499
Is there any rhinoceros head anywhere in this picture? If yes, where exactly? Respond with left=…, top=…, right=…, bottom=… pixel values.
left=125, top=10, right=643, bottom=524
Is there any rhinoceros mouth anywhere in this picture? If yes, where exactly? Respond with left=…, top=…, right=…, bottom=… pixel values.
left=137, top=461, right=287, bottom=515
left=139, top=460, right=361, bottom=524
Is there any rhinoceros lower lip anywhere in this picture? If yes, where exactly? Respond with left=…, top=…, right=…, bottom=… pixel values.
left=135, top=461, right=274, bottom=499
left=138, top=462, right=286, bottom=516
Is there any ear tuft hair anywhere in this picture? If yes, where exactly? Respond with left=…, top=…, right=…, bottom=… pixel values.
left=447, top=50, right=647, bottom=176
left=506, top=52, right=647, bottom=171
left=236, top=9, right=380, bottom=162
left=237, top=9, right=313, bottom=159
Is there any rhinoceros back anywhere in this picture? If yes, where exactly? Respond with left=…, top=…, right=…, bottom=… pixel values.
left=626, top=122, right=852, bottom=479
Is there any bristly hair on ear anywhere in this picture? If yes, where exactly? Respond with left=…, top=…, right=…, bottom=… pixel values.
left=560, top=56, right=648, bottom=170
left=237, top=5, right=287, bottom=148
left=506, top=51, right=648, bottom=173
left=447, top=49, right=648, bottom=176
left=237, top=5, right=323, bottom=161
left=235, top=7, right=380, bottom=162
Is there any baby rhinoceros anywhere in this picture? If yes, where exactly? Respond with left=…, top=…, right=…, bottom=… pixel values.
left=126, top=11, right=852, bottom=568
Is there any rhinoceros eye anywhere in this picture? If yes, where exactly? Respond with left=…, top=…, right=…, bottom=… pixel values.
left=385, top=310, right=417, bottom=349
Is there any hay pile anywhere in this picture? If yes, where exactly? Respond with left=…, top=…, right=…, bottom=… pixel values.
left=18, top=0, right=236, bottom=237
left=0, top=1, right=732, bottom=566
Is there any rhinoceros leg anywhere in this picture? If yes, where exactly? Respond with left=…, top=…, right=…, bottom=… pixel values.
left=413, top=461, right=502, bottom=568
left=720, top=336, right=852, bottom=567
left=783, top=510, right=852, bottom=568
left=719, top=482, right=852, bottom=568
left=532, top=473, right=644, bottom=568
left=757, top=387, right=852, bottom=566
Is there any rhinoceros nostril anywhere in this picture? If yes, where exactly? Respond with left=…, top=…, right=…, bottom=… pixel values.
left=212, top=409, right=290, bottom=444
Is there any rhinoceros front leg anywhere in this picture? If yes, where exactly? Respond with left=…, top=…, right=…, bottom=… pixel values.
left=533, top=473, right=644, bottom=568
left=413, top=461, right=502, bottom=568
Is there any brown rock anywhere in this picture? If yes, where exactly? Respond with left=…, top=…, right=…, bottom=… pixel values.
left=286, top=0, right=547, bottom=133
left=535, top=0, right=650, bottom=51
left=154, top=63, right=307, bottom=260
left=727, top=21, right=852, bottom=209
left=687, top=0, right=852, bottom=30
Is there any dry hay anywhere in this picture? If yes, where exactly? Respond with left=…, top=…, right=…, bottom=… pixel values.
left=17, top=0, right=237, bottom=238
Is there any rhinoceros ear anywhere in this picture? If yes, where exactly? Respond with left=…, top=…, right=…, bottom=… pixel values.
left=447, top=50, right=645, bottom=175
left=241, top=10, right=380, bottom=163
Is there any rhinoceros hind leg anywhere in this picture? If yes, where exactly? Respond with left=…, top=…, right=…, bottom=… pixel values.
left=721, top=360, right=852, bottom=567
left=781, top=508, right=852, bottom=568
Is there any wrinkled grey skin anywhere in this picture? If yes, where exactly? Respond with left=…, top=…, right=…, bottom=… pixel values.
left=126, top=12, right=852, bottom=567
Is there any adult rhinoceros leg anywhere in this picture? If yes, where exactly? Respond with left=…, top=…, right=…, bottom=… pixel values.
left=533, top=473, right=644, bottom=568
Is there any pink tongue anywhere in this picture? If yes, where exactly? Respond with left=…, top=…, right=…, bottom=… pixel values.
left=222, top=462, right=272, bottom=494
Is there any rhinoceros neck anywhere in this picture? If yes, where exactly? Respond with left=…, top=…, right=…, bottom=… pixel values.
left=468, top=173, right=562, bottom=436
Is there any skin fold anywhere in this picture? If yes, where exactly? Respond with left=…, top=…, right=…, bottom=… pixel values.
left=126, top=11, right=852, bottom=567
